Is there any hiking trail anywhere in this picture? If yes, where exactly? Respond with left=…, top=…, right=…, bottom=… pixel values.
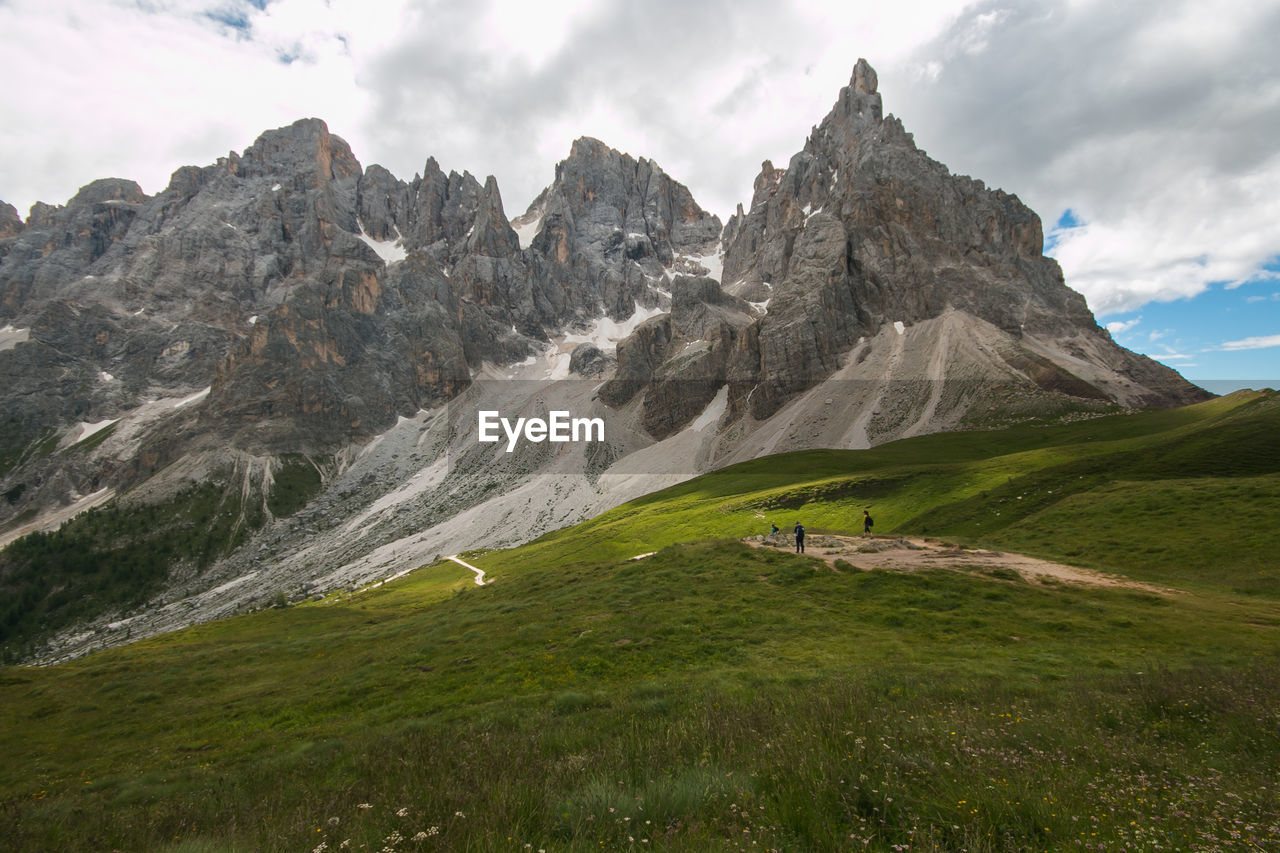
left=746, top=533, right=1172, bottom=594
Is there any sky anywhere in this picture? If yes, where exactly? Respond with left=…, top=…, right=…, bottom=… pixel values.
left=0, top=0, right=1277, bottom=390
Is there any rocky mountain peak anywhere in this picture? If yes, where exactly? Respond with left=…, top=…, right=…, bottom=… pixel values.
left=851, top=57, right=878, bottom=95
left=464, top=175, right=519, bottom=257
left=0, top=201, right=22, bottom=238
left=68, top=178, right=148, bottom=208
left=546, top=138, right=719, bottom=260
left=238, top=117, right=361, bottom=184
left=714, top=59, right=1203, bottom=421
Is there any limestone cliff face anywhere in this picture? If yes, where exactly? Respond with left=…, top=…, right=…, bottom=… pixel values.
left=520, top=136, right=723, bottom=323
left=710, top=58, right=1204, bottom=422
left=0, top=119, right=727, bottom=520
left=0, top=62, right=1215, bottom=661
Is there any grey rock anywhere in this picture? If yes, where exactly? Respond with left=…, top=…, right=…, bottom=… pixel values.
left=569, top=343, right=613, bottom=377
left=0, top=201, right=24, bottom=239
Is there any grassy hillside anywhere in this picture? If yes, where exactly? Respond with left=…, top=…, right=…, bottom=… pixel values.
left=1, top=391, right=1278, bottom=851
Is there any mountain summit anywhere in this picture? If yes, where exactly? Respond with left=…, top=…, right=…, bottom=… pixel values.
left=0, top=61, right=1207, bottom=661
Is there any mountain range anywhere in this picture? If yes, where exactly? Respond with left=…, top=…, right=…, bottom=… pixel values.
left=0, top=59, right=1207, bottom=662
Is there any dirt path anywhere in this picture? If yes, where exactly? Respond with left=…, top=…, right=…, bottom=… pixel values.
left=746, top=534, right=1173, bottom=594
left=447, top=554, right=488, bottom=586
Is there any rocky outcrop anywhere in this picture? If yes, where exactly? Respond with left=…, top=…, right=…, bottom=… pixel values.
left=521, top=137, right=723, bottom=324
left=569, top=343, right=612, bottom=377
left=0, top=202, right=23, bottom=240
left=602, top=275, right=755, bottom=439
left=711, top=57, right=1204, bottom=421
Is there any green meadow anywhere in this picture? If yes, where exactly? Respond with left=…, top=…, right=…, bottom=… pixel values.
left=2, top=391, right=1278, bottom=851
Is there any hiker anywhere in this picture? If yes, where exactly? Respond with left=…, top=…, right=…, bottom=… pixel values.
left=769, top=522, right=779, bottom=539
left=793, top=522, right=805, bottom=553
left=863, top=509, right=874, bottom=537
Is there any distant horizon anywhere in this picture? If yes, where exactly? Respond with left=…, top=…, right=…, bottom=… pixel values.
left=1192, top=380, right=1279, bottom=396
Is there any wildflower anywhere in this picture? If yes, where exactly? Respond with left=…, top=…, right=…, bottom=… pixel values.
left=357, top=803, right=373, bottom=810
left=396, top=807, right=409, bottom=817
left=455, top=810, right=466, bottom=818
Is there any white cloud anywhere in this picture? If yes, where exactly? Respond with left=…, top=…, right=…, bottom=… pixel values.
left=1105, top=317, right=1141, bottom=336
left=1219, top=334, right=1280, bottom=351
left=0, top=0, right=377, bottom=210
left=884, top=0, right=1280, bottom=318
left=0, top=0, right=977, bottom=220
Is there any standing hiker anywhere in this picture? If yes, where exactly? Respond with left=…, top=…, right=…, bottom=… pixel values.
left=863, top=509, right=874, bottom=537
left=793, top=522, right=805, bottom=553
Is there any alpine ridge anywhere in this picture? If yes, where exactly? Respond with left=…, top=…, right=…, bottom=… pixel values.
left=0, top=59, right=1208, bottom=661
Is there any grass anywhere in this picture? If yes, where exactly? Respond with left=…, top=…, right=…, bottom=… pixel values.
left=266, top=453, right=324, bottom=518
left=0, top=479, right=265, bottom=660
left=2, top=448, right=327, bottom=659
left=1, top=391, right=1278, bottom=850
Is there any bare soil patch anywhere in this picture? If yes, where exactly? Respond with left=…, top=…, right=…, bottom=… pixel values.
left=746, top=533, right=1173, bottom=594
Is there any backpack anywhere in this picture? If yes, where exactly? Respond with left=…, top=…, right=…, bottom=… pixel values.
left=866, top=515, right=874, bottom=527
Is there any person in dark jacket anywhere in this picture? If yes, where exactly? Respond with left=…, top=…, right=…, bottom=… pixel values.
left=793, top=522, right=805, bottom=553
left=863, top=510, right=874, bottom=537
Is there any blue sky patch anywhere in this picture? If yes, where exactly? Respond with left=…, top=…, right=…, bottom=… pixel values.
left=1102, top=279, right=1280, bottom=388
left=204, top=9, right=251, bottom=33
left=1044, top=208, right=1084, bottom=253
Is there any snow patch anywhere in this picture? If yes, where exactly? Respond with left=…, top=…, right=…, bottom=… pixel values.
left=98, top=371, right=115, bottom=383
left=562, top=303, right=666, bottom=354
left=894, top=321, right=906, bottom=336
left=0, top=324, right=30, bottom=351
left=546, top=352, right=572, bottom=380
left=247, top=315, right=259, bottom=325
left=689, top=385, right=729, bottom=432
left=271, top=183, right=281, bottom=192
left=74, top=419, right=119, bottom=443
left=173, top=387, right=211, bottom=408
left=356, top=220, right=408, bottom=265
left=748, top=298, right=771, bottom=315
left=512, top=214, right=542, bottom=249
left=672, top=249, right=725, bottom=283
